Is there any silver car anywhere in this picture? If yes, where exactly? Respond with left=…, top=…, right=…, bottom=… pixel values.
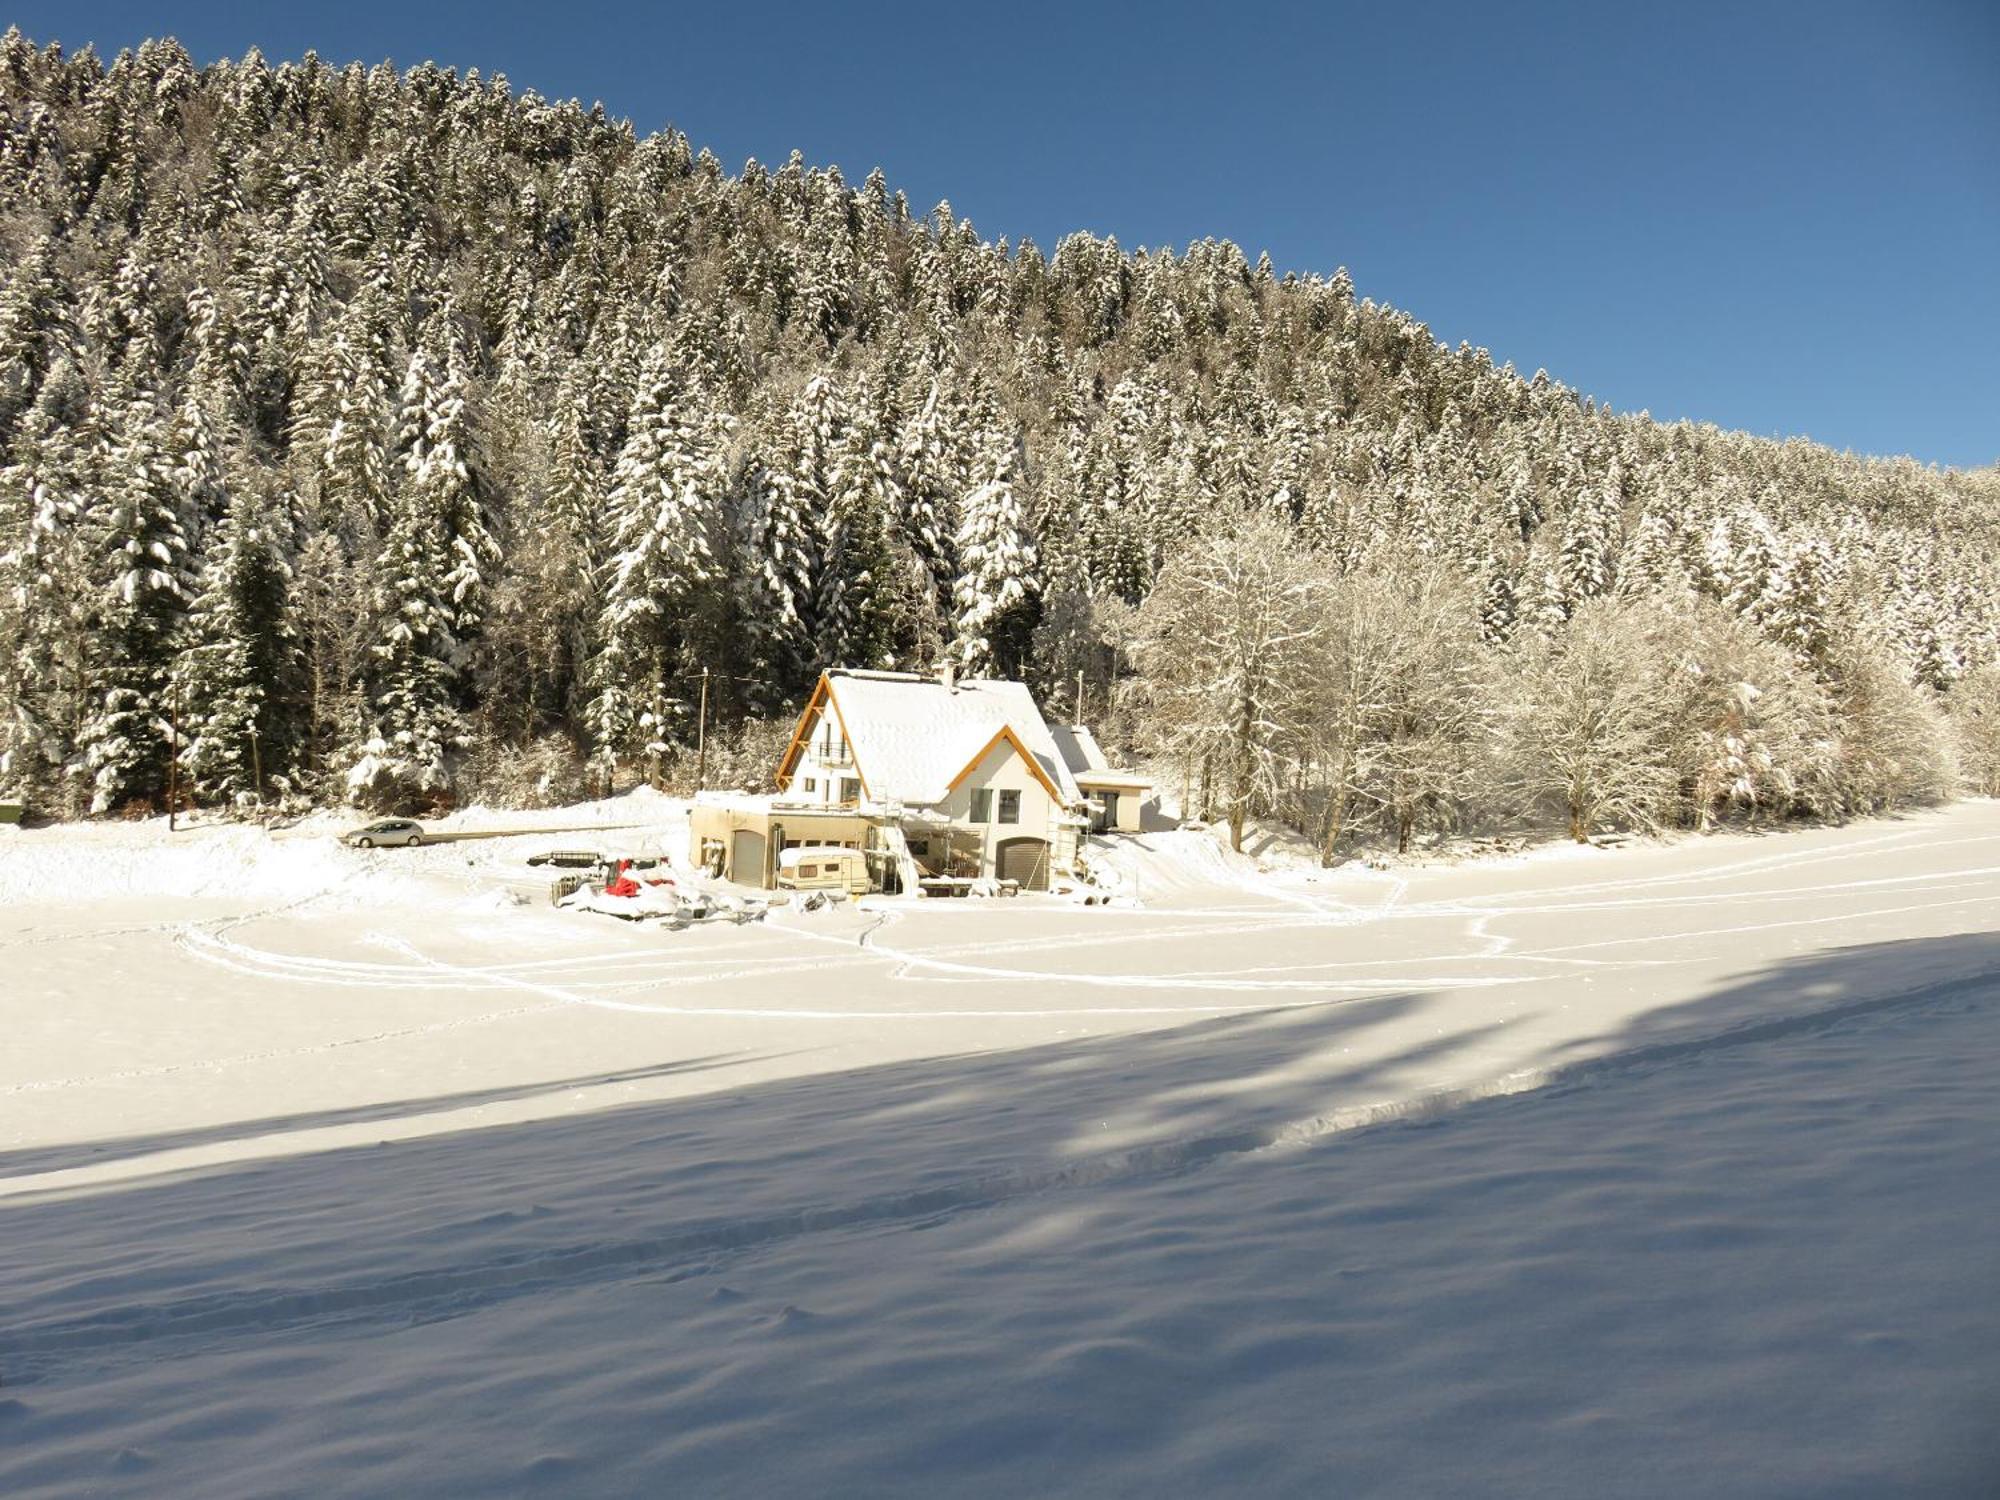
left=343, top=818, right=427, bottom=849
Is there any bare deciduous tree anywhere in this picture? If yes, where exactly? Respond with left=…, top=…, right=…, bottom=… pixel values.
left=1943, top=663, right=2000, bottom=797
left=1504, top=596, right=1677, bottom=841
left=1129, top=518, right=1324, bottom=852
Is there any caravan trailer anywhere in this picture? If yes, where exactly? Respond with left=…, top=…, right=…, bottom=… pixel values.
left=775, top=844, right=871, bottom=896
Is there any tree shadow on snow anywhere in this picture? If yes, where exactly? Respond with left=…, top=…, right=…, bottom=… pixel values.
left=2, top=930, right=1998, bottom=1461
left=0, top=1052, right=794, bottom=1179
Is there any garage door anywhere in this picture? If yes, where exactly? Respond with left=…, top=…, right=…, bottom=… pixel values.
left=996, top=837, right=1050, bottom=891
left=730, top=829, right=768, bottom=886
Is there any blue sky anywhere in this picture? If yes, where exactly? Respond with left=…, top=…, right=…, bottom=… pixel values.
left=11, top=1, right=1997, bottom=468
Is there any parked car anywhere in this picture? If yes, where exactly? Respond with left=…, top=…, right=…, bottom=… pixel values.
left=343, top=818, right=428, bottom=849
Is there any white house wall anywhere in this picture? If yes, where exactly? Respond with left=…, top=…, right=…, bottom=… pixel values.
left=787, top=712, right=864, bottom=807
left=934, top=738, right=1077, bottom=879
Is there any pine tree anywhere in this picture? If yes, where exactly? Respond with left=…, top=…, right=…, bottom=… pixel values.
left=175, top=482, right=294, bottom=801
left=298, top=310, right=395, bottom=537
left=949, top=436, right=1039, bottom=678
left=895, top=378, right=960, bottom=624
left=347, top=305, right=493, bottom=803
left=78, top=380, right=191, bottom=812
left=588, top=344, right=730, bottom=777
left=829, top=409, right=926, bottom=669
left=736, top=398, right=821, bottom=699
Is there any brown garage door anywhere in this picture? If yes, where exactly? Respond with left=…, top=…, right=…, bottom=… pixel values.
left=730, top=828, right=768, bottom=886
left=996, top=837, right=1050, bottom=891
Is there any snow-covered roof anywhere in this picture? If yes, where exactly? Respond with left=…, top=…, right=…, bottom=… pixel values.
left=1048, top=723, right=1108, bottom=776
left=1048, top=722, right=1151, bottom=790
left=780, top=670, right=1082, bottom=808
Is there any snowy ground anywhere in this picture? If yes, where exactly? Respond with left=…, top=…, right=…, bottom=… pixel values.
left=3, top=798, right=1998, bottom=1495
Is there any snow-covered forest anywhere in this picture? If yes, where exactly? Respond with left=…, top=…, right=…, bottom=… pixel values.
left=2, top=34, right=1997, bottom=835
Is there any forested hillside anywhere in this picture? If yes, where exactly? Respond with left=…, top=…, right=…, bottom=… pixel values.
left=2, top=34, right=1996, bottom=837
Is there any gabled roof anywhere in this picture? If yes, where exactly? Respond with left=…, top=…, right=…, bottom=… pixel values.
left=946, top=724, right=1067, bottom=804
left=1048, top=722, right=1109, bottom=776
left=1049, top=721, right=1152, bottom=791
left=776, top=670, right=1082, bottom=808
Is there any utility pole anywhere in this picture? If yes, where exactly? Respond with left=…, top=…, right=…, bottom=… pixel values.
left=1075, top=669, right=1085, bottom=723
left=695, top=666, right=711, bottom=791
left=249, top=724, right=264, bottom=807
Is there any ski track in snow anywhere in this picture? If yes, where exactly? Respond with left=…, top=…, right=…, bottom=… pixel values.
left=148, top=819, right=2000, bottom=1017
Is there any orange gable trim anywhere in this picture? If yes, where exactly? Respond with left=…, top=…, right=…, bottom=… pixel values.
left=772, top=673, right=872, bottom=801
left=773, top=675, right=831, bottom=790
left=944, top=724, right=1065, bottom=804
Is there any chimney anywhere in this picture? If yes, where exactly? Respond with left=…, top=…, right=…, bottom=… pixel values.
left=939, top=659, right=958, bottom=692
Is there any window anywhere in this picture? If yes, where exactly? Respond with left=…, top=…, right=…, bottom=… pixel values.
left=908, top=839, right=930, bottom=857
left=969, top=788, right=993, bottom=823
left=841, top=777, right=860, bottom=804
left=800, top=864, right=818, bottom=878
left=803, top=778, right=816, bottom=794
left=998, top=790, right=1021, bottom=825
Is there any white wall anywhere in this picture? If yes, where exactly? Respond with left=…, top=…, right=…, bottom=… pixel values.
left=934, top=738, right=1074, bottom=879
left=788, top=714, right=862, bottom=806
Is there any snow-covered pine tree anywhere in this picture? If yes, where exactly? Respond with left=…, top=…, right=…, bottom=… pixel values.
left=826, top=399, right=924, bottom=670
left=587, top=343, right=731, bottom=779
left=1558, top=462, right=1623, bottom=607
left=1497, top=428, right=1540, bottom=544
left=77, top=377, right=191, bottom=812
left=1617, top=509, right=1683, bottom=597
left=0, top=356, right=96, bottom=803
left=1479, top=555, right=1519, bottom=646
left=297, top=295, right=397, bottom=538
left=174, top=480, right=294, bottom=802
left=894, top=377, right=961, bottom=625
left=347, top=302, right=494, bottom=804
left=735, top=389, right=824, bottom=700
left=949, top=434, right=1039, bottom=678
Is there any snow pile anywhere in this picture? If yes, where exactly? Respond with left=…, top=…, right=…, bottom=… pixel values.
left=558, top=880, right=686, bottom=922
left=1082, top=824, right=1293, bottom=905
left=0, top=821, right=367, bottom=907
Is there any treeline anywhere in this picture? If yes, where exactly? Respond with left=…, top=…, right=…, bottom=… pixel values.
left=0, top=34, right=1995, bottom=831
left=1131, top=519, right=1998, bottom=856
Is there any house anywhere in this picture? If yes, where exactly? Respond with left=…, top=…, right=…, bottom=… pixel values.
left=689, top=666, right=1098, bottom=892
left=1048, top=723, right=1152, bottom=833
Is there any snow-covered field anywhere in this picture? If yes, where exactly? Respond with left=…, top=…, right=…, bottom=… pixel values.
left=3, top=798, right=1998, bottom=1495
